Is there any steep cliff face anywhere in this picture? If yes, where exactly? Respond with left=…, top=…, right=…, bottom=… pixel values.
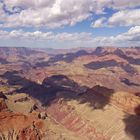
left=44, top=85, right=140, bottom=140
left=47, top=99, right=109, bottom=140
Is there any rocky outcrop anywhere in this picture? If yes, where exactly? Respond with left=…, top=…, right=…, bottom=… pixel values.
left=38, top=112, right=48, bottom=120
left=0, top=92, right=7, bottom=111
left=0, top=99, right=7, bottom=111
left=14, top=96, right=30, bottom=103
left=92, top=47, right=109, bottom=56
left=110, top=92, right=140, bottom=115
left=0, top=110, right=81, bottom=140
left=0, top=92, right=7, bottom=99
left=0, top=111, right=44, bottom=140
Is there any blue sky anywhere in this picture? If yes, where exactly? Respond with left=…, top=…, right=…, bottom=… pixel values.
left=0, top=0, right=140, bottom=48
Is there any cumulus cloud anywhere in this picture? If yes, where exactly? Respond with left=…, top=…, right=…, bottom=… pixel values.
left=0, top=0, right=140, bottom=48
left=91, top=17, right=106, bottom=28
left=116, top=26, right=140, bottom=42
left=0, top=0, right=140, bottom=28
left=0, top=29, right=93, bottom=42
left=97, top=26, right=140, bottom=46
left=0, top=26, right=140, bottom=47
left=91, top=9, right=140, bottom=28
left=108, top=9, right=140, bottom=26
left=0, top=0, right=96, bottom=28
left=110, top=0, right=140, bottom=9
left=4, top=0, right=55, bottom=8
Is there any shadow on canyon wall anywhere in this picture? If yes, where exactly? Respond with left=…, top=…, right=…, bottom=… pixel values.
left=120, top=78, right=140, bottom=87
left=48, top=47, right=140, bottom=66
left=124, top=105, right=140, bottom=140
left=91, top=47, right=140, bottom=66
left=1, top=71, right=114, bottom=110
left=0, top=58, right=9, bottom=64
left=48, top=50, right=89, bottom=63
left=0, top=71, right=57, bottom=105
left=84, top=59, right=137, bottom=75
left=114, top=48, right=140, bottom=65
left=34, top=50, right=89, bottom=68
left=1, top=70, right=140, bottom=139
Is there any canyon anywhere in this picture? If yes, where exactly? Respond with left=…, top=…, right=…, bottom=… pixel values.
left=0, top=47, right=140, bottom=140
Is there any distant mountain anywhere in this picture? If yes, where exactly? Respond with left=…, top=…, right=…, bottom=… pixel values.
left=0, top=47, right=43, bottom=57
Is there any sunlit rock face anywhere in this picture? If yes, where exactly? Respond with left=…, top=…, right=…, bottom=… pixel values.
left=0, top=47, right=140, bottom=140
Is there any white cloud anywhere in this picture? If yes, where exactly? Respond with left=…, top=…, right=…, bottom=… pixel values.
left=111, top=0, right=140, bottom=9
left=0, top=29, right=93, bottom=42
left=0, top=0, right=140, bottom=48
left=95, top=0, right=140, bottom=10
left=91, top=9, right=140, bottom=28
left=4, top=0, right=55, bottom=9
left=1, top=0, right=96, bottom=28
left=116, top=26, right=140, bottom=42
left=0, top=0, right=140, bottom=28
left=0, top=3, right=7, bottom=21
left=108, top=9, right=140, bottom=26
left=0, top=26, right=140, bottom=47
left=91, top=17, right=106, bottom=28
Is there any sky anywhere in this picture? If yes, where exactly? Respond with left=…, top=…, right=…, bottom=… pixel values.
left=0, top=0, right=140, bottom=48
